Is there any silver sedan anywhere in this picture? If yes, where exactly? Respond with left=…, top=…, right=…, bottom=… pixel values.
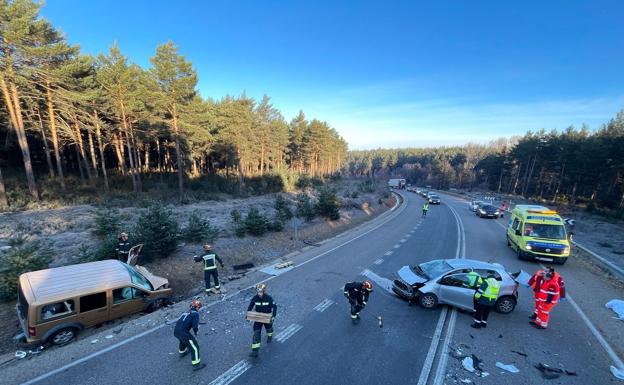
left=392, top=259, right=519, bottom=314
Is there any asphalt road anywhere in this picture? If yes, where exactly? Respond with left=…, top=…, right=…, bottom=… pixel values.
left=4, top=191, right=623, bottom=385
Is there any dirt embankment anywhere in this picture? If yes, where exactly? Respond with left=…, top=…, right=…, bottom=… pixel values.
left=0, top=180, right=393, bottom=354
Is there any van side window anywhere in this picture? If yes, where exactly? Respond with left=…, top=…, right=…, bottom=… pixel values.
left=113, top=287, right=145, bottom=303
left=40, top=300, right=75, bottom=322
left=80, top=292, right=107, bottom=312
left=512, top=219, right=520, bottom=231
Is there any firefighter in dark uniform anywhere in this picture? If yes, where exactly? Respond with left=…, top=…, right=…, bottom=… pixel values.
left=194, top=244, right=224, bottom=294
left=247, top=283, right=277, bottom=358
left=174, top=299, right=205, bottom=371
left=343, top=281, right=373, bottom=324
left=115, top=232, right=132, bottom=262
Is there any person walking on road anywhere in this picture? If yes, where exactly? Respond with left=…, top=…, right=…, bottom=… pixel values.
left=115, top=232, right=132, bottom=262
left=194, top=244, right=224, bottom=294
left=528, top=267, right=566, bottom=321
left=248, top=283, right=277, bottom=358
left=422, top=202, right=430, bottom=218
left=174, top=299, right=205, bottom=371
left=343, top=281, right=373, bottom=324
left=530, top=269, right=561, bottom=329
left=471, top=272, right=500, bottom=329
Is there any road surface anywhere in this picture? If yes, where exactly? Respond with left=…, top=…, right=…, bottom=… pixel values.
left=3, top=191, right=623, bottom=385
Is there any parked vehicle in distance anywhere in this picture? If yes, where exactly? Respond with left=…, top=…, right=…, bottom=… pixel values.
left=388, top=178, right=406, bottom=189
left=428, top=194, right=441, bottom=204
left=420, top=190, right=429, bottom=197
left=506, top=205, right=571, bottom=264
left=469, top=200, right=484, bottom=211
left=392, top=259, right=519, bottom=314
left=16, top=260, right=172, bottom=346
left=476, top=204, right=500, bottom=218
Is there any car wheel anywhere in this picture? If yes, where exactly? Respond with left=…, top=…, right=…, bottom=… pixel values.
left=495, top=296, right=516, bottom=314
left=419, top=293, right=438, bottom=309
left=49, top=327, right=78, bottom=346
left=506, top=236, right=511, bottom=246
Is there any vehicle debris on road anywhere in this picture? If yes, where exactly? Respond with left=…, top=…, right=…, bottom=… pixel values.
left=511, top=350, right=528, bottom=357
left=606, top=299, right=624, bottom=320
left=495, top=362, right=519, bottom=373
left=611, top=365, right=624, bottom=380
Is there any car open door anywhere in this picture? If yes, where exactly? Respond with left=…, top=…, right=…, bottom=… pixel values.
left=437, top=273, right=476, bottom=311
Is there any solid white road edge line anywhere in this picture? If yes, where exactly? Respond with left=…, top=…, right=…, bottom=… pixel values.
left=208, top=359, right=252, bottom=385
left=416, top=307, right=448, bottom=385
left=416, top=202, right=466, bottom=385
left=432, top=308, right=458, bottom=385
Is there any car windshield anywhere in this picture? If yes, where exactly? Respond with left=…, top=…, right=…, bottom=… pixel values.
left=430, top=195, right=439, bottom=199
left=124, top=265, right=153, bottom=291
left=418, top=260, right=453, bottom=279
left=482, top=205, right=496, bottom=211
left=523, top=223, right=566, bottom=240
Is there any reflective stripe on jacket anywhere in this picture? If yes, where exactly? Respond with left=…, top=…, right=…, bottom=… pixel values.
left=537, top=278, right=560, bottom=305
left=474, top=278, right=500, bottom=304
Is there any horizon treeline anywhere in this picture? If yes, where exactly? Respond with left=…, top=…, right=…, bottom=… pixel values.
left=346, top=111, right=624, bottom=217
left=0, top=0, right=347, bottom=208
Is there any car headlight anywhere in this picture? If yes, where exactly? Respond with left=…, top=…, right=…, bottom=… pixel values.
left=525, top=245, right=532, bottom=250
left=495, top=211, right=500, bottom=215
left=563, top=246, right=570, bottom=253
left=479, top=209, right=485, bottom=214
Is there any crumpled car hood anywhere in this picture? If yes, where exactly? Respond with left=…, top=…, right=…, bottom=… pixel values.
left=134, top=265, right=169, bottom=290
left=398, top=265, right=428, bottom=285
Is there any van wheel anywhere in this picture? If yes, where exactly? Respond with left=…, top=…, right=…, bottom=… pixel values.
left=506, top=236, right=511, bottom=246
left=49, top=327, right=78, bottom=345
left=517, top=248, right=525, bottom=260
left=496, top=296, right=516, bottom=314
left=146, top=298, right=171, bottom=313
left=419, top=293, right=438, bottom=309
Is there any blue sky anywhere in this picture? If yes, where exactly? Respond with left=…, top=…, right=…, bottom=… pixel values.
left=41, top=1, right=624, bottom=149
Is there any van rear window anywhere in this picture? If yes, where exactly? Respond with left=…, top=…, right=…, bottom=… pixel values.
left=17, top=286, right=28, bottom=319
left=80, top=292, right=107, bottom=313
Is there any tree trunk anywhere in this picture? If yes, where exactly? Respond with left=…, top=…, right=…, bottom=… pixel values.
left=128, top=121, right=142, bottom=191
left=155, top=139, right=162, bottom=172
left=144, top=142, right=150, bottom=172
left=45, top=81, right=65, bottom=190
left=93, top=110, right=109, bottom=192
left=112, top=133, right=126, bottom=174
left=171, top=103, right=184, bottom=198
left=73, top=121, right=93, bottom=181
left=87, top=129, right=99, bottom=178
left=74, top=143, right=85, bottom=182
left=119, top=101, right=138, bottom=193
left=260, top=145, right=265, bottom=176
left=0, top=77, right=39, bottom=200
left=35, top=108, right=55, bottom=179
left=0, top=165, right=8, bottom=209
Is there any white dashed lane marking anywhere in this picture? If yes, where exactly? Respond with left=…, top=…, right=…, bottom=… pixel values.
left=400, top=239, right=407, bottom=243
left=275, top=323, right=303, bottom=343
left=374, top=258, right=384, bottom=265
left=384, top=251, right=394, bottom=256
left=208, top=360, right=252, bottom=385
left=393, top=244, right=401, bottom=249
left=313, top=299, right=335, bottom=312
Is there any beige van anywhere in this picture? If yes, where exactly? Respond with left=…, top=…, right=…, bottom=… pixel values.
left=16, top=260, right=172, bottom=346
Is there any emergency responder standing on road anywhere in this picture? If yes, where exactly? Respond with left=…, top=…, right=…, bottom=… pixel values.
left=422, top=202, right=430, bottom=218
left=528, top=267, right=566, bottom=321
left=471, top=272, right=500, bottom=328
left=115, top=232, right=132, bottom=262
left=174, top=299, right=205, bottom=371
left=530, top=268, right=561, bottom=329
left=248, top=283, right=277, bottom=358
left=194, top=244, right=224, bottom=294
left=465, top=271, right=483, bottom=312
left=343, top=281, right=373, bottom=324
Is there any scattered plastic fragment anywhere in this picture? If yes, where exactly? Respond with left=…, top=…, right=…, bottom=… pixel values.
left=611, top=366, right=624, bottom=380
left=511, top=350, right=528, bottom=357
left=15, top=351, right=27, bottom=359
left=496, top=362, right=519, bottom=373
left=535, top=363, right=562, bottom=379
left=90, top=339, right=99, bottom=344
left=105, top=335, right=113, bottom=339
left=113, top=327, right=123, bottom=334
left=606, top=300, right=624, bottom=320
left=459, top=380, right=472, bottom=384
left=462, top=357, right=475, bottom=373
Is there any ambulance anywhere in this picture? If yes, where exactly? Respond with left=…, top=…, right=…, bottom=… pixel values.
left=506, top=205, right=571, bottom=264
